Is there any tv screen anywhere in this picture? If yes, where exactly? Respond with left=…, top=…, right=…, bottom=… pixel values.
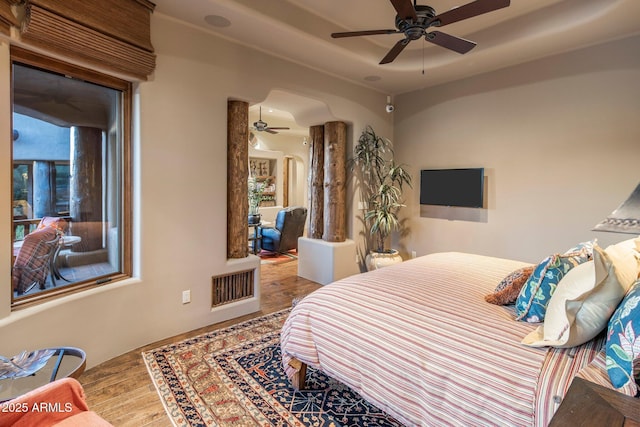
left=420, top=168, right=484, bottom=208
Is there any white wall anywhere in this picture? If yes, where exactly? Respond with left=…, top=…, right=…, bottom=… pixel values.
left=0, top=15, right=391, bottom=368
left=394, top=35, right=640, bottom=263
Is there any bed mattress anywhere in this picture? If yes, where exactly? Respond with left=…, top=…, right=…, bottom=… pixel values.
left=281, top=252, right=601, bottom=426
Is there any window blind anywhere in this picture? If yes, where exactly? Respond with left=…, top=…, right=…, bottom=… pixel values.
left=19, top=0, right=156, bottom=80
left=0, top=0, right=19, bottom=36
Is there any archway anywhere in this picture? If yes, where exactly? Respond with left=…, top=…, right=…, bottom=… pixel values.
left=247, top=90, right=336, bottom=226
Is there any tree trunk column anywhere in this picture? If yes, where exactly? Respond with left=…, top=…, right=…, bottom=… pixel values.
left=69, top=126, right=103, bottom=252
left=308, top=125, right=324, bottom=239
left=227, top=100, right=249, bottom=258
left=33, top=160, right=56, bottom=218
left=322, top=121, right=346, bottom=243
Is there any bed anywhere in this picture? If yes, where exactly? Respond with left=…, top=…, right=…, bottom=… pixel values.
left=280, top=251, right=631, bottom=426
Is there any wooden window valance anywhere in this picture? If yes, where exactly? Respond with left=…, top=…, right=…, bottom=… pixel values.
left=0, top=1, right=19, bottom=36
left=3, top=0, right=156, bottom=80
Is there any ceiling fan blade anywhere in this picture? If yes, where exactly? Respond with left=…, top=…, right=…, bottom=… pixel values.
left=265, top=129, right=278, bottom=134
left=431, top=0, right=510, bottom=27
left=267, top=127, right=290, bottom=131
left=332, top=29, right=398, bottom=38
left=426, top=31, right=476, bottom=54
left=389, top=0, right=417, bottom=21
left=380, top=38, right=411, bottom=64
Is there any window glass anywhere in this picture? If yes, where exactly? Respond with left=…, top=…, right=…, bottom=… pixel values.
left=11, top=52, right=131, bottom=305
left=54, top=163, right=70, bottom=215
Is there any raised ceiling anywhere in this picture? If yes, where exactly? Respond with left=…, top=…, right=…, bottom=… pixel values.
left=152, top=0, right=640, bottom=95
left=248, top=89, right=334, bottom=135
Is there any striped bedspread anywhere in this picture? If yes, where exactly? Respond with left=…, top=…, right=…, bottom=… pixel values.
left=281, top=252, right=602, bottom=426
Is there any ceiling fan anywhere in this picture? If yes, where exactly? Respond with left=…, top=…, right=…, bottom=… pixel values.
left=331, top=0, right=510, bottom=64
left=251, top=106, right=290, bottom=134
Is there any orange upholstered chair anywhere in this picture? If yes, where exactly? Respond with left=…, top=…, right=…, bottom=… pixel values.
left=0, top=377, right=112, bottom=426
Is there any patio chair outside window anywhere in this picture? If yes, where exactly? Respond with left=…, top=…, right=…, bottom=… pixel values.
left=12, top=227, right=60, bottom=295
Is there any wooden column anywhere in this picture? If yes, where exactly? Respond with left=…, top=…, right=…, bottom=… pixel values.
left=69, top=126, right=103, bottom=251
left=32, top=160, right=56, bottom=218
left=283, top=156, right=290, bottom=207
left=322, top=121, right=347, bottom=242
left=227, top=100, right=249, bottom=258
left=308, top=125, right=324, bottom=239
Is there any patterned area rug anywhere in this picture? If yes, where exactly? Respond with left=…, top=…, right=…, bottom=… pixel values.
left=258, top=250, right=298, bottom=265
left=142, top=309, right=402, bottom=427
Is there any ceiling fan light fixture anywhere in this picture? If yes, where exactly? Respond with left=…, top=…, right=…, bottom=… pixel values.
left=331, top=0, right=510, bottom=64
left=251, top=106, right=290, bottom=134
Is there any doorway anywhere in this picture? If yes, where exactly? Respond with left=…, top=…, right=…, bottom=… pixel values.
left=248, top=104, right=310, bottom=224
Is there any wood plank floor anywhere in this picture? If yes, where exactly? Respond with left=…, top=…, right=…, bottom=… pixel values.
left=79, top=260, right=321, bottom=426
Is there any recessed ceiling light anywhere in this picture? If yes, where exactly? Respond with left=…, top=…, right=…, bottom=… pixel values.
left=204, top=15, right=231, bottom=28
left=364, top=75, right=381, bottom=82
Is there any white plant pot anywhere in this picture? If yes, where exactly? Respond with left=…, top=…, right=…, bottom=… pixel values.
left=365, top=249, right=403, bottom=271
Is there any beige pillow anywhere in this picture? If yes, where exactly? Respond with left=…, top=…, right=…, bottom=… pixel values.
left=613, top=236, right=640, bottom=253
left=522, top=241, right=639, bottom=348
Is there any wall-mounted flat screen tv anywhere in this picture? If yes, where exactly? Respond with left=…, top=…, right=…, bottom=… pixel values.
left=420, top=168, right=484, bottom=208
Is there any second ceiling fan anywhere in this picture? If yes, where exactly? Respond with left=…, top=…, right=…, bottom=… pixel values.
left=252, top=106, right=290, bottom=134
left=331, top=0, right=510, bottom=64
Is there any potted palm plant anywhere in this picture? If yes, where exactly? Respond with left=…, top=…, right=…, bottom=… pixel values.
left=350, top=125, right=412, bottom=270
left=248, top=176, right=266, bottom=225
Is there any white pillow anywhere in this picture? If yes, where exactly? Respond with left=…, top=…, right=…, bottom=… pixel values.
left=522, top=241, right=639, bottom=348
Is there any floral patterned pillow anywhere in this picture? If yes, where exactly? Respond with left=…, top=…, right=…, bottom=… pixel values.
left=515, top=250, right=592, bottom=322
left=606, top=279, right=640, bottom=389
left=564, top=240, right=596, bottom=255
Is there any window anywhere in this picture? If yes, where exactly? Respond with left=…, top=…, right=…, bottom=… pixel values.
left=11, top=47, right=132, bottom=306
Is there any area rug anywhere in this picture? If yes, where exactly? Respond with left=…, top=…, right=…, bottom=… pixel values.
left=142, top=309, right=402, bottom=427
left=258, top=250, right=298, bottom=265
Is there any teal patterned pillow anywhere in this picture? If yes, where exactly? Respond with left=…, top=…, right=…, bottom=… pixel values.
left=515, top=250, right=592, bottom=322
left=606, top=279, right=640, bottom=389
left=565, top=240, right=595, bottom=256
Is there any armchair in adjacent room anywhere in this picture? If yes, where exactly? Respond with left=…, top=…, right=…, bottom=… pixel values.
left=259, top=206, right=307, bottom=253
